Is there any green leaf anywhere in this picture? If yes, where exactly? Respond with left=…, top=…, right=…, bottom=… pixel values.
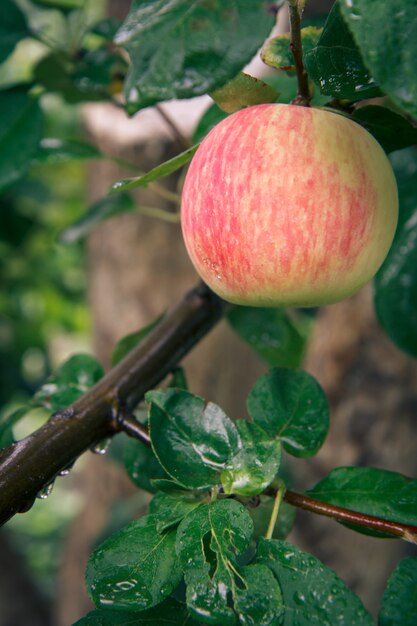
left=33, top=354, right=104, bottom=412
left=352, top=106, right=417, bottom=154
left=249, top=496, right=295, bottom=541
left=378, top=557, right=417, bottom=626
left=123, top=438, right=168, bottom=493
left=221, top=420, right=281, bottom=497
left=149, top=491, right=205, bottom=533
left=340, top=0, right=417, bottom=117
left=0, top=87, right=43, bottom=192
left=86, top=515, right=182, bottom=611
left=0, top=0, right=30, bottom=64
left=75, top=598, right=197, bottom=625
left=175, top=499, right=254, bottom=625
left=111, top=315, right=164, bottom=367
left=192, top=103, right=229, bottom=144
left=147, top=388, right=240, bottom=490
left=308, top=467, right=417, bottom=537
left=150, top=478, right=191, bottom=494
left=0, top=406, right=30, bottom=448
left=227, top=307, right=309, bottom=369
left=115, top=0, right=276, bottom=114
left=110, top=145, right=199, bottom=194
left=233, top=564, right=284, bottom=626
left=257, top=538, right=373, bottom=625
left=33, top=138, right=103, bottom=165
left=210, top=72, right=278, bottom=114
left=261, top=26, right=322, bottom=72
left=247, top=368, right=329, bottom=458
left=374, top=149, right=417, bottom=358
left=30, top=0, right=84, bottom=11
left=60, top=193, right=135, bottom=244
left=304, top=2, right=380, bottom=101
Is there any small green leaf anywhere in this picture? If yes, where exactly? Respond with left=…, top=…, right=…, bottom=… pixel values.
left=75, top=598, right=196, bottom=625
left=111, top=315, right=164, bottom=366
left=221, top=420, right=281, bottom=496
left=257, top=538, right=373, bottom=625
left=210, top=72, right=278, bottom=113
left=0, top=0, right=30, bottom=64
left=234, top=564, right=284, bottom=626
left=115, top=0, right=275, bottom=113
left=308, top=467, right=417, bottom=536
left=149, top=491, right=205, bottom=533
left=110, top=145, right=199, bottom=194
left=123, top=438, right=168, bottom=493
left=86, top=515, right=182, bottom=611
left=33, top=354, right=104, bottom=411
left=378, top=557, right=417, bottom=626
left=261, top=27, right=321, bottom=72
left=304, top=2, right=380, bottom=101
left=249, top=496, right=295, bottom=541
left=150, top=478, right=191, bottom=494
left=33, top=138, right=103, bottom=165
left=60, top=193, right=135, bottom=244
left=0, top=406, right=30, bottom=448
left=0, top=87, right=43, bottom=192
left=340, top=0, right=417, bottom=117
left=352, top=106, right=417, bottom=154
left=176, top=499, right=254, bottom=625
left=227, top=307, right=309, bottom=369
left=147, top=388, right=241, bottom=490
left=247, top=368, right=329, bottom=458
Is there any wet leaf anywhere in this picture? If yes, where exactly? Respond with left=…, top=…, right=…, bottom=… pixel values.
left=75, top=597, right=197, bottom=625
left=257, top=538, right=373, bottom=625
left=149, top=491, right=205, bottom=533
left=115, top=0, right=276, bottom=113
left=86, top=515, right=182, bottom=611
left=352, top=106, right=417, bottom=154
left=378, top=557, right=417, bottom=626
left=304, top=2, right=380, bottom=101
left=0, top=0, right=30, bottom=64
left=234, top=564, right=284, bottom=626
left=147, top=388, right=241, bottom=490
left=262, top=27, right=321, bottom=72
left=111, top=314, right=164, bottom=366
left=210, top=72, right=278, bottom=113
left=123, top=438, right=168, bottom=493
left=308, top=467, right=417, bottom=537
left=33, top=138, right=103, bottom=165
left=247, top=368, right=329, bottom=458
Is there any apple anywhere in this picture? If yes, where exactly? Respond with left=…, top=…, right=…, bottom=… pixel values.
left=180, top=103, right=398, bottom=307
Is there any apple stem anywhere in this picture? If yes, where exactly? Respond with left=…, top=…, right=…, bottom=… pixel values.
left=288, top=0, right=311, bottom=106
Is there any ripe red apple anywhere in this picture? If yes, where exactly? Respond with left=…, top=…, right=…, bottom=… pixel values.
left=180, top=103, right=398, bottom=307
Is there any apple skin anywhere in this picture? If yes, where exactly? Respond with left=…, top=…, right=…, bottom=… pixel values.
left=180, top=103, right=398, bottom=307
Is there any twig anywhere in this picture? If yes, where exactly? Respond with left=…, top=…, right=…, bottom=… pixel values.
left=0, top=283, right=227, bottom=526
left=265, top=479, right=285, bottom=539
left=288, top=0, right=311, bottom=106
left=155, top=104, right=191, bottom=151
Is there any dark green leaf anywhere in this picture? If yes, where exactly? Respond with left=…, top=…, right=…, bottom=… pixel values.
left=308, top=467, right=417, bottom=536
left=221, top=420, right=281, bottom=496
left=33, top=138, right=103, bottom=165
left=192, top=104, right=229, bottom=144
left=147, top=388, right=240, bottom=490
left=123, top=438, right=168, bottom=493
left=33, top=354, right=104, bottom=411
left=378, top=557, right=417, bottom=626
left=234, top=564, right=284, bottom=626
left=176, top=499, right=253, bottom=625
left=75, top=598, right=196, bottom=625
left=115, top=0, right=275, bottom=113
left=210, top=72, right=278, bottom=113
left=374, top=148, right=417, bottom=358
left=168, top=367, right=188, bottom=391
left=31, top=0, right=84, bottom=11
left=249, top=496, right=295, bottom=541
left=150, top=478, right=191, bottom=494
left=86, top=515, right=182, bottom=611
left=340, top=0, right=417, bottom=117
left=110, top=145, right=199, bottom=194
left=149, top=491, right=205, bottom=533
left=352, top=106, right=417, bottom=154
left=304, top=2, right=380, bottom=101
left=227, top=307, right=309, bottom=369
left=257, top=538, right=373, bottom=625
left=0, top=0, right=30, bottom=64
left=60, top=193, right=135, bottom=244
left=111, top=315, right=164, bottom=367
left=0, top=87, right=42, bottom=192
left=247, top=368, right=329, bottom=458
left=73, top=48, right=127, bottom=96
left=262, top=27, right=321, bottom=72
left=0, top=406, right=31, bottom=448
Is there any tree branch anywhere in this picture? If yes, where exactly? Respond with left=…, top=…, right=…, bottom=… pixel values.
left=0, top=282, right=227, bottom=526
left=288, top=0, right=311, bottom=106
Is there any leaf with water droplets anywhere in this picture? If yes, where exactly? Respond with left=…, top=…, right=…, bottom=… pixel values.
left=86, top=514, right=182, bottom=611
left=304, top=2, right=380, bottom=101
left=234, top=564, right=284, bottom=626
left=74, top=597, right=199, bottom=625
left=247, top=368, right=329, bottom=458
left=262, top=26, right=321, bottom=73
left=124, top=438, right=169, bottom=493
left=149, top=491, right=206, bottom=533
left=308, top=467, right=417, bottom=537
left=147, top=388, right=241, bottom=490
left=175, top=499, right=254, bottom=625
left=378, top=557, right=417, bottom=626
left=221, top=420, right=281, bottom=496
left=257, top=538, right=373, bottom=625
